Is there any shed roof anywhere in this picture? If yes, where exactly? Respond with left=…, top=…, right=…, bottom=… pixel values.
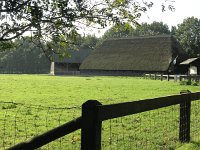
left=80, top=35, right=187, bottom=72
left=53, top=49, right=92, bottom=63
left=180, top=58, right=199, bottom=65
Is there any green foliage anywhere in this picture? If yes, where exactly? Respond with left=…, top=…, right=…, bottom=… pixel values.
left=180, top=80, right=192, bottom=86
left=79, top=35, right=99, bottom=49
left=102, top=21, right=170, bottom=39
left=174, top=17, right=200, bottom=57
left=171, top=26, right=177, bottom=36
left=48, top=34, right=98, bottom=60
left=0, top=0, right=156, bottom=42
left=179, top=80, right=199, bottom=86
left=103, top=22, right=135, bottom=39
left=0, top=38, right=50, bottom=73
left=134, top=21, right=171, bottom=36
left=0, top=41, right=17, bottom=52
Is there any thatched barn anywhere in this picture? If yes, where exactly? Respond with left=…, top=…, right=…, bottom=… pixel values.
left=52, top=49, right=92, bottom=75
left=80, top=35, right=188, bottom=76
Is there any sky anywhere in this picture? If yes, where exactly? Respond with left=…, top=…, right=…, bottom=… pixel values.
left=139, top=0, right=200, bottom=28
left=92, top=0, right=200, bottom=37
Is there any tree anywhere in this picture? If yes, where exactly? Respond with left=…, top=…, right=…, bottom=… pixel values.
left=102, top=22, right=135, bottom=38
left=0, top=41, right=18, bottom=52
left=171, top=26, right=177, bottom=36
left=133, top=21, right=170, bottom=36
left=79, top=35, right=99, bottom=49
left=0, top=37, right=50, bottom=73
left=174, top=17, right=200, bottom=56
left=97, top=21, right=170, bottom=48
left=0, top=0, right=175, bottom=57
left=96, top=22, right=135, bottom=47
left=0, top=0, right=150, bottom=40
left=101, top=21, right=170, bottom=40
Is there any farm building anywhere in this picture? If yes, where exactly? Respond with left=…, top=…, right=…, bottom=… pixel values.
left=80, top=35, right=188, bottom=76
left=180, top=57, right=200, bottom=75
left=51, top=49, right=92, bottom=75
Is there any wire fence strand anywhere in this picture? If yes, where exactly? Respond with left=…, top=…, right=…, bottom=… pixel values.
left=1, top=98, right=200, bottom=149
left=0, top=101, right=81, bottom=150
left=191, top=100, right=200, bottom=142
left=101, top=104, right=181, bottom=150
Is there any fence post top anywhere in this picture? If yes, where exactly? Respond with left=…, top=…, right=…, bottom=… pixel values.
left=82, top=100, right=102, bottom=108
left=180, top=90, right=191, bottom=95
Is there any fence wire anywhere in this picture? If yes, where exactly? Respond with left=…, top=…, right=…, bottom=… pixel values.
left=1, top=99, right=200, bottom=150
left=101, top=105, right=181, bottom=150
left=0, top=101, right=81, bottom=150
left=191, top=100, right=200, bottom=142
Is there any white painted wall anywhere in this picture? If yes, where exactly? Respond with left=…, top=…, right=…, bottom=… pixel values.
left=189, top=66, right=197, bottom=75
left=50, top=62, right=55, bottom=75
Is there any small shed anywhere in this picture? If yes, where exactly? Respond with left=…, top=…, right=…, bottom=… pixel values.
left=51, top=49, right=92, bottom=75
left=180, top=58, right=200, bottom=75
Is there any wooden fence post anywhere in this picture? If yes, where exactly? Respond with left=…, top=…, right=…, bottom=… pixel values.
left=81, top=100, right=102, bottom=150
left=154, top=74, right=156, bottom=80
left=179, top=76, right=182, bottom=82
left=174, top=75, right=177, bottom=82
left=179, top=90, right=191, bottom=143
left=167, top=74, right=169, bottom=81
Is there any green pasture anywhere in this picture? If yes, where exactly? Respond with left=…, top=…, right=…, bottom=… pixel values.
left=1, top=74, right=200, bottom=106
left=0, top=74, right=200, bottom=149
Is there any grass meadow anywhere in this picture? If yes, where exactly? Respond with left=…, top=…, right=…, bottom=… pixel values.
left=0, top=74, right=200, bottom=149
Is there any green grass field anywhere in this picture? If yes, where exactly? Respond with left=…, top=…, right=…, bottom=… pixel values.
left=0, top=74, right=200, bottom=149
left=1, top=74, right=200, bottom=106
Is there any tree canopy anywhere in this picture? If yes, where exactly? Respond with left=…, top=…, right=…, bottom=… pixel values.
left=102, top=22, right=135, bottom=39
left=173, top=17, right=200, bottom=56
left=0, top=0, right=174, bottom=41
left=0, top=37, right=50, bottom=73
left=101, top=21, right=171, bottom=39
left=134, top=21, right=170, bottom=36
left=0, top=0, right=147, bottom=41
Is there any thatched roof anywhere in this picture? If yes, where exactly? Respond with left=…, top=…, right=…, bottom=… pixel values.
left=54, top=48, right=92, bottom=63
left=80, top=35, right=187, bottom=72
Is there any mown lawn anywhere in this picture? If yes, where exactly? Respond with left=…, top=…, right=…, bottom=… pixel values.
left=1, top=74, right=200, bottom=106
left=0, top=74, right=200, bottom=149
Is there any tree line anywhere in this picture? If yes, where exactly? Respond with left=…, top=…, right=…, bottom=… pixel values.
left=0, top=38, right=50, bottom=74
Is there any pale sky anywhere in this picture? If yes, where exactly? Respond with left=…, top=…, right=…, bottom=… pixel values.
left=92, top=0, right=200, bottom=37
left=139, top=0, right=200, bottom=28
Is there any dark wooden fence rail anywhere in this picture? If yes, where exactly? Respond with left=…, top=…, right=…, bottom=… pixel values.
left=8, top=91, right=200, bottom=150
left=97, top=94, right=188, bottom=121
